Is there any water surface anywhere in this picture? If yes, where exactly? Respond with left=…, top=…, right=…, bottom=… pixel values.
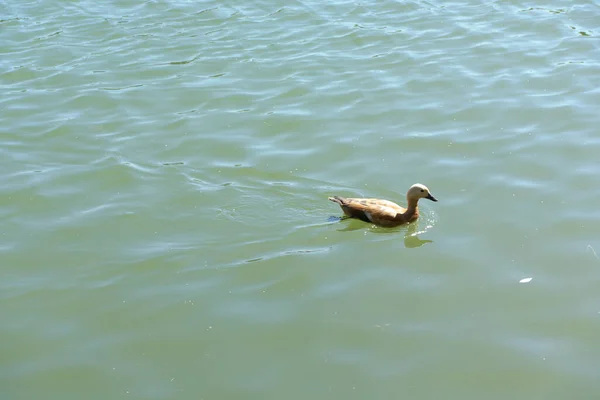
left=2, top=0, right=600, bottom=399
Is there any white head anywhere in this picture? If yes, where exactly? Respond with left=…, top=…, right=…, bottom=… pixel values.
left=407, top=183, right=437, bottom=202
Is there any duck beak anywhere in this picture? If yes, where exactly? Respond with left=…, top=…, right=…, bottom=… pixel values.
left=426, top=193, right=438, bottom=202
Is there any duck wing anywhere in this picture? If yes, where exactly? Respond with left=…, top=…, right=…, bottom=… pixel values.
left=328, top=197, right=404, bottom=223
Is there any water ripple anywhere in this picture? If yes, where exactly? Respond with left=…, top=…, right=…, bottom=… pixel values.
left=2, top=0, right=600, bottom=397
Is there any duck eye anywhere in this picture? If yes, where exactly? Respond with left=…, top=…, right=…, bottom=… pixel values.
left=421, top=189, right=424, bottom=192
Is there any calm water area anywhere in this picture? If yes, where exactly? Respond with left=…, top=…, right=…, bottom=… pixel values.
left=2, top=0, right=600, bottom=399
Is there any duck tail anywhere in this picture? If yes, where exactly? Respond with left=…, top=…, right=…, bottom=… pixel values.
left=328, top=196, right=347, bottom=205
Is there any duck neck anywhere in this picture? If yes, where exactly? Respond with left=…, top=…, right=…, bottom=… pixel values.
left=403, top=198, right=419, bottom=218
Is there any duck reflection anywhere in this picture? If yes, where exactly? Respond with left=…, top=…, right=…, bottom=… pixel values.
left=329, top=216, right=433, bottom=248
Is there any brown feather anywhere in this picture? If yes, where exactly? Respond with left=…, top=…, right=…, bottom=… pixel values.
left=328, top=184, right=437, bottom=227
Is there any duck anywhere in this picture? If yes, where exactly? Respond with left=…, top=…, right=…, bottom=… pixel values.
left=328, top=183, right=437, bottom=227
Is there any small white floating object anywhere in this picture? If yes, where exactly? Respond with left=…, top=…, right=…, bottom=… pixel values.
left=519, top=277, right=533, bottom=283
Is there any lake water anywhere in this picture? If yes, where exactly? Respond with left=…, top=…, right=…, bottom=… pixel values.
left=2, top=0, right=600, bottom=399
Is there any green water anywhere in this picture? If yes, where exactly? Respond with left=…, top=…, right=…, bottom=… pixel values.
left=2, top=1, right=600, bottom=399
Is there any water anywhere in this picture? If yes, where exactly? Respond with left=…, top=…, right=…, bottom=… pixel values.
left=2, top=0, right=600, bottom=398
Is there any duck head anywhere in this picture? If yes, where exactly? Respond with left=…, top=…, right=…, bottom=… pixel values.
left=407, top=183, right=437, bottom=202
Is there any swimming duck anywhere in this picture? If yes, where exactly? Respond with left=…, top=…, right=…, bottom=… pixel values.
left=328, top=183, right=437, bottom=227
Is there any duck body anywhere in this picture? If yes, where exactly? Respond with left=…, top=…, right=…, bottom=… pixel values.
left=328, top=183, right=437, bottom=227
